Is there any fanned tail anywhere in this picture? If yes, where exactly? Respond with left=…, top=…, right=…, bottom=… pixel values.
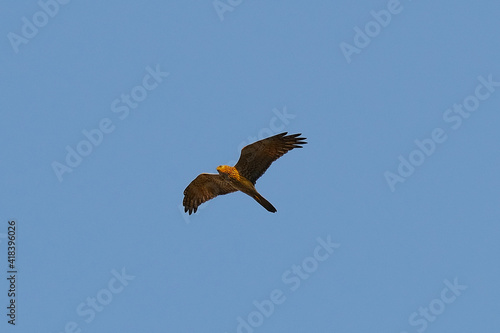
left=253, top=193, right=277, bottom=213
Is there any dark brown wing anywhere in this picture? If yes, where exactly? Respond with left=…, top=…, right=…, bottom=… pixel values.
left=234, top=132, right=307, bottom=184
left=183, top=173, right=237, bottom=214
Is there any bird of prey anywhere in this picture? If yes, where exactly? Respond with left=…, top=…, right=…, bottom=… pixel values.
left=183, top=132, right=307, bottom=214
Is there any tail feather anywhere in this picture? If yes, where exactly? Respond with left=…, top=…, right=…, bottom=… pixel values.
left=253, top=193, right=277, bottom=213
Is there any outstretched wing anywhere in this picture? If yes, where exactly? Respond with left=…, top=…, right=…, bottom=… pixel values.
left=183, top=173, right=237, bottom=214
left=234, top=132, right=307, bottom=184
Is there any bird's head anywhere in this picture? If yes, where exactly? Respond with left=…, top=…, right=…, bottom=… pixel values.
left=216, top=165, right=231, bottom=178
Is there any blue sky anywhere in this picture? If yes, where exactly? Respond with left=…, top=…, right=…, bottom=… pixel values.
left=1, top=1, right=499, bottom=332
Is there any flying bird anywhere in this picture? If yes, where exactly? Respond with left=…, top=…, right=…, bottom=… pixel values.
left=183, top=132, right=307, bottom=214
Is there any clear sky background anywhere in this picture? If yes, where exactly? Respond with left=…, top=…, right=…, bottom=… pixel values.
left=1, top=1, right=499, bottom=332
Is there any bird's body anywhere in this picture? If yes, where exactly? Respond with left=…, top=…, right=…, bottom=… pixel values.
left=183, top=132, right=307, bottom=214
left=216, top=165, right=277, bottom=212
